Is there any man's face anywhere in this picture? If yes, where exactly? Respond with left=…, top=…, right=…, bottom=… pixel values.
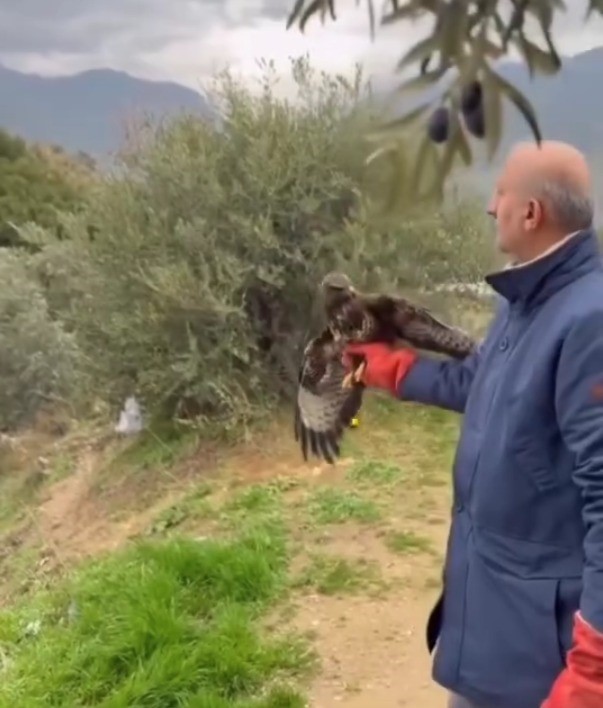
left=487, top=156, right=541, bottom=258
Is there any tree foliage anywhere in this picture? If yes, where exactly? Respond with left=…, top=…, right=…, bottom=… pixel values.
left=0, top=129, right=95, bottom=248
left=286, top=0, right=602, bottom=199
left=0, top=251, right=81, bottom=430
left=7, top=59, right=494, bottom=432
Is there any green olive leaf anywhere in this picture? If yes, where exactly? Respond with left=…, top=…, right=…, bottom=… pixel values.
left=515, top=33, right=561, bottom=76
left=489, top=68, right=543, bottom=145
left=397, top=35, right=440, bottom=71
left=482, top=67, right=503, bottom=159
left=396, top=66, right=449, bottom=93
left=366, top=100, right=433, bottom=142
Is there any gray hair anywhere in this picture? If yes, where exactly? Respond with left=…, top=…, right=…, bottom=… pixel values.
left=536, top=180, right=594, bottom=232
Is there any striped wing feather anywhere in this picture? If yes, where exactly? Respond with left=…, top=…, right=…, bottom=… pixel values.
left=364, top=294, right=477, bottom=359
left=295, top=329, right=363, bottom=464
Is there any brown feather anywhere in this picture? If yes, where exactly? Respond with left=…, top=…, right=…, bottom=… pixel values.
left=294, top=273, right=477, bottom=465
left=363, top=294, right=476, bottom=359
left=295, top=327, right=364, bottom=464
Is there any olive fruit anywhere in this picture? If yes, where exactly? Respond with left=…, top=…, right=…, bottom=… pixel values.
left=462, top=103, right=486, bottom=139
left=427, top=107, right=450, bottom=144
left=460, top=80, right=483, bottom=114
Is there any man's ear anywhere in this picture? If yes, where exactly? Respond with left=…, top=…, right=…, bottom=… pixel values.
left=525, top=198, right=543, bottom=231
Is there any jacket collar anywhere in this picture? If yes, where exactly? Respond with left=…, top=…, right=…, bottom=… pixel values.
left=485, top=228, right=601, bottom=307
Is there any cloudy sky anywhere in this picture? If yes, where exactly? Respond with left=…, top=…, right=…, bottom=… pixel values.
left=1, top=0, right=602, bottom=92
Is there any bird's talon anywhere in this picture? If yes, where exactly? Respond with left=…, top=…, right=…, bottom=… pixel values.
left=342, top=372, right=354, bottom=389
left=353, top=361, right=367, bottom=383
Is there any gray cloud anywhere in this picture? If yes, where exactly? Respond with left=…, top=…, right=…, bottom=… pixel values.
left=0, top=0, right=289, bottom=55
left=0, top=0, right=601, bottom=89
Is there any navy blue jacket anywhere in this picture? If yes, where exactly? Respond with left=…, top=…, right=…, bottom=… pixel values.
left=400, top=229, right=603, bottom=707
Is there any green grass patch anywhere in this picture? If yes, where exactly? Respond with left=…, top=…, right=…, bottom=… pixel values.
left=293, top=554, right=384, bottom=596
left=341, top=397, right=459, bottom=473
left=384, top=530, right=435, bottom=556
left=0, top=530, right=311, bottom=706
left=0, top=471, right=45, bottom=531
left=47, top=452, right=76, bottom=483
left=347, top=460, right=406, bottom=487
left=306, top=488, right=381, bottom=525
left=217, top=484, right=287, bottom=538
left=224, top=484, right=283, bottom=515
left=104, top=421, right=199, bottom=476
left=148, top=484, right=215, bottom=535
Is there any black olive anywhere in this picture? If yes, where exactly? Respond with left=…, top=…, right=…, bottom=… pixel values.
left=462, top=103, right=486, bottom=139
left=427, top=107, right=450, bottom=144
left=460, top=80, right=483, bottom=114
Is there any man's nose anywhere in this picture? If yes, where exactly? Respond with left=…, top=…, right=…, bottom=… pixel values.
left=486, top=199, right=497, bottom=219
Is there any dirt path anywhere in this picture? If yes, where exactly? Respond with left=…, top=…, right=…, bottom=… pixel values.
left=290, top=528, right=448, bottom=708
left=297, top=592, right=445, bottom=707
left=227, top=403, right=455, bottom=707
left=36, top=448, right=186, bottom=563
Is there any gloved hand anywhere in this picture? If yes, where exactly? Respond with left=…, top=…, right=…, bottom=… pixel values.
left=342, top=343, right=418, bottom=396
left=542, top=612, right=603, bottom=708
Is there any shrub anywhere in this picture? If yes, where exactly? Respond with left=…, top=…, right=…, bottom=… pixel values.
left=0, top=251, right=82, bottom=430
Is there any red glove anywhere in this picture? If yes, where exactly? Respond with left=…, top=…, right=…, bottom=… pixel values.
left=542, top=613, right=603, bottom=708
left=343, top=343, right=418, bottom=395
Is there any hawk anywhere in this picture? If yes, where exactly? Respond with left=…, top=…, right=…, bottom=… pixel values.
left=294, top=272, right=478, bottom=464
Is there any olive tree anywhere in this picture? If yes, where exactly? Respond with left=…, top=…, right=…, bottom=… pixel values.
left=13, top=60, right=492, bottom=429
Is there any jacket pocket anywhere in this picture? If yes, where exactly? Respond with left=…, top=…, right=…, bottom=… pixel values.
left=460, top=555, right=565, bottom=705
left=507, top=425, right=561, bottom=492
left=555, top=576, right=582, bottom=664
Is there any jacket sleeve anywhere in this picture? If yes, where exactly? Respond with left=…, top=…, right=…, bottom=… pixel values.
left=396, top=347, right=482, bottom=414
left=556, top=311, right=603, bottom=633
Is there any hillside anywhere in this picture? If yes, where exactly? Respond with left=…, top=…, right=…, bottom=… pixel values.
left=0, top=392, right=474, bottom=706
left=0, top=65, right=212, bottom=156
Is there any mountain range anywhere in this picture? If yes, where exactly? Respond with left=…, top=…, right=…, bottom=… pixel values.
left=1, top=46, right=603, bottom=164
left=498, top=47, right=603, bottom=159
left=0, top=65, right=212, bottom=157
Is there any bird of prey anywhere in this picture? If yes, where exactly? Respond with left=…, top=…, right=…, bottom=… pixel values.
left=294, top=272, right=477, bottom=464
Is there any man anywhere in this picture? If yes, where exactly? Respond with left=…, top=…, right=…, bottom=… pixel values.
left=344, top=141, right=603, bottom=707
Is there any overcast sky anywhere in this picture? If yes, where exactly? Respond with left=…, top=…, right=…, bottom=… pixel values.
left=1, top=1, right=602, bottom=93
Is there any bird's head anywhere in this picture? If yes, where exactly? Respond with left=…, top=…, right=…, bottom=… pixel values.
left=320, top=272, right=356, bottom=313
left=321, top=271, right=355, bottom=294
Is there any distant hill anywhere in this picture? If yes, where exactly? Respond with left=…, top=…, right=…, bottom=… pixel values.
left=493, top=47, right=603, bottom=159
left=0, top=66, right=213, bottom=157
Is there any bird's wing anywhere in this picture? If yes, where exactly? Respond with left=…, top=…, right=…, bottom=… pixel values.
left=365, top=293, right=477, bottom=360
left=294, top=328, right=364, bottom=464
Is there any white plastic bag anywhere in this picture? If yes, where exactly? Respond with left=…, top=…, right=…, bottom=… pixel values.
left=115, top=396, right=143, bottom=435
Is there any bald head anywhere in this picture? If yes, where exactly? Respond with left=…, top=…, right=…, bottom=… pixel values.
left=505, top=140, right=593, bottom=233
left=489, top=141, right=594, bottom=261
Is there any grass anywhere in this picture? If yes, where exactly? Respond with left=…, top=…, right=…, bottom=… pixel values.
left=224, top=484, right=283, bottom=515
left=293, top=554, right=385, bottom=596
left=306, top=488, right=381, bottom=525
left=111, top=421, right=199, bottom=471
left=0, top=531, right=312, bottom=706
left=346, top=460, right=407, bottom=488
left=384, top=530, right=435, bottom=556
left=0, top=396, right=465, bottom=706
left=92, top=421, right=201, bottom=501
left=148, top=484, right=215, bottom=535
